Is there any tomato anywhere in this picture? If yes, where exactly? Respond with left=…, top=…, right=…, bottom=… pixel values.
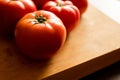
left=15, top=10, right=67, bottom=60
left=57, top=0, right=88, bottom=15
left=0, top=0, right=37, bottom=36
left=42, top=0, right=80, bottom=32
left=68, top=0, right=88, bottom=15
left=32, top=0, right=51, bottom=10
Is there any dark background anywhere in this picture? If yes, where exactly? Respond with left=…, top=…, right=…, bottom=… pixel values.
left=80, top=61, right=120, bottom=80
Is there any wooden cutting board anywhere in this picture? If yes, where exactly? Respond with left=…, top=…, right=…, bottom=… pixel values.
left=0, top=4, right=120, bottom=80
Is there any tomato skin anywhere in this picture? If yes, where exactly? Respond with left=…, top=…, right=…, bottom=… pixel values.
left=15, top=10, right=66, bottom=60
left=70, top=0, right=88, bottom=15
left=0, top=0, right=37, bottom=36
left=42, top=0, right=80, bottom=32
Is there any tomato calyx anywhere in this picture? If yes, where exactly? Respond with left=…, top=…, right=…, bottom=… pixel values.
left=56, top=3, right=64, bottom=7
left=35, top=15, right=46, bottom=24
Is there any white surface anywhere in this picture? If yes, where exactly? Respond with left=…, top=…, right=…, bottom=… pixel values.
left=89, top=0, right=120, bottom=24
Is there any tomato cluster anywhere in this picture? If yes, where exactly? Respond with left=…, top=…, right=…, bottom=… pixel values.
left=32, top=0, right=88, bottom=15
left=0, top=0, right=88, bottom=60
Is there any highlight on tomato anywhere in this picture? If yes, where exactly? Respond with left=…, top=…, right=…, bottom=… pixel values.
left=0, top=0, right=37, bottom=36
left=15, top=10, right=67, bottom=60
left=42, top=0, right=80, bottom=33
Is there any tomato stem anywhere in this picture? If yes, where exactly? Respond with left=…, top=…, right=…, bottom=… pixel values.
left=56, top=3, right=63, bottom=7
left=35, top=15, right=46, bottom=24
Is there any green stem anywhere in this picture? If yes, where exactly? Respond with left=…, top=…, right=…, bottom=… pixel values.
left=56, top=3, right=63, bottom=7
left=35, top=15, right=46, bottom=24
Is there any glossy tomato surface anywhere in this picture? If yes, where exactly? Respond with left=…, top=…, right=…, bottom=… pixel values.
left=71, top=0, right=88, bottom=15
left=0, top=0, right=37, bottom=36
left=42, top=0, right=80, bottom=32
left=15, top=10, right=67, bottom=60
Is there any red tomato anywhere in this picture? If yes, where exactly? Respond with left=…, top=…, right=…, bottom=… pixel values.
left=15, top=10, right=67, bottom=60
left=32, top=0, right=51, bottom=10
left=57, top=0, right=88, bottom=15
left=68, top=0, right=88, bottom=15
left=0, top=0, right=37, bottom=36
left=42, top=0, right=80, bottom=32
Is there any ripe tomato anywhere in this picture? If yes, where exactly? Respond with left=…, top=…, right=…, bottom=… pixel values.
left=15, top=10, right=67, bottom=60
left=57, top=0, right=88, bottom=15
left=69, top=0, right=88, bottom=15
left=32, top=0, right=51, bottom=10
left=0, top=0, right=37, bottom=36
left=42, top=0, right=80, bottom=32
